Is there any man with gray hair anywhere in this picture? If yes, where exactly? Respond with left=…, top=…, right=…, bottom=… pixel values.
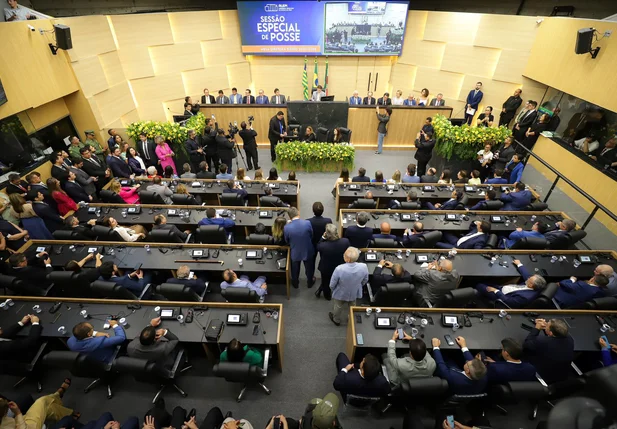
left=544, top=219, right=576, bottom=246
left=329, top=247, right=368, bottom=326
left=474, top=259, right=546, bottom=308
left=596, top=264, right=617, bottom=296
left=344, top=211, right=374, bottom=249
left=349, top=90, right=362, bottom=106
left=412, top=259, right=459, bottom=306
left=165, top=265, right=207, bottom=294
left=431, top=336, right=487, bottom=394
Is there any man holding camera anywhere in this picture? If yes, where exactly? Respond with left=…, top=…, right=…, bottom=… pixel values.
left=216, top=128, right=236, bottom=175
left=239, top=120, right=259, bottom=171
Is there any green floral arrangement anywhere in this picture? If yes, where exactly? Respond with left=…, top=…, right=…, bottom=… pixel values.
left=433, top=114, right=512, bottom=160
left=275, top=142, right=355, bottom=172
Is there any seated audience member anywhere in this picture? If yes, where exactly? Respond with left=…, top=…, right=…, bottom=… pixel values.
left=574, top=135, right=599, bottom=154
left=220, top=338, right=264, bottom=367
left=388, top=190, right=418, bottom=210
left=265, top=393, right=342, bottom=429
left=146, top=176, right=173, bottom=205
left=383, top=334, right=435, bottom=387
left=503, top=222, right=548, bottom=248
left=372, top=222, right=399, bottom=242
left=180, top=163, right=196, bottom=179
left=220, top=269, right=267, bottom=299
left=267, top=167, right=282, bottom=181
left=426, top=190, right=464, bottom=210
left=344, top=211, right=374, bottom=249
left=27, top=190, right=63, bottom=233
left=253, top=168, right=264, bottom=180
left=596, top=264, right=617, bottom=296
left=334, top=167, right=350, bottom=189
left=0, top=217, right=28, bottom=251
left=500, top=182, right=532, bottom=211
left=468, top=170, right=482, bottom=185
left=316, top=224, right=350, bottom=300
left=371, top=260, right=411, bottom=294
left=352, top=167, right=371, bottom=183
left=102, top=216, right=146, bottom=242
left=589, top=137, right=617, bottom=168
left=262, top=187, right=288, bottom=207
left=127, top=317, right=179, bottom=369
left=302, top=126, right=317, bottom=142
left=7, top=252, right=53, bottom=289
left=413, top=260, right=459, bottom=306
left=6, top=173, right=28, bottom=196
left=554, top=274, right=609, bottom=308
left=216, top=164, right=233, bottom=180
left=599, top=337, right=617, bottom=367
left=174, top=183, right=201, bottom=205
left=64, top=252, right=103, bottom=283
left=162, top=165, right=178, bottom=179
left=403, top=94, right=416, bottom=106
left=68, top=320, right=126, bottom=363
left=437, top=220, right=491, bottom=249
left=437, top=169, right=452, bottom=184
left=524, top=318, right=574, bottom=384
left=236, top=167, right=251, bottom=181
left=389, top=170, right=402, bottom=184
left=468, top=189, right=498, bottom=211
left=165, top=265, right=206, bottom=295
left=108, top=179, right=141, bottom=204
left=99, top=261, right=151, bottom=296
left=454, top=170, right=468, bottom=184
left=544, top=219, right=576, bottom=245
left=146, top=166, right=158, bottom=179
left=432, top=336, right=487, bottom=394
left=333, top=352, right=390, bottom=397
left=250, top=222, right=274, bottom=243
left=64, top=216, right=97, bottom=239
left=48, top=177, right=78, bottom=216
left=287, top=171, right=297, bottom=181
left=402, top=221, right=424, bottom=247
left=480, top=338, right=536, bottom=384
left=420, top=167, right=438, bottom=183
left=223, top=179, right=248, bottom=202
left=371, top=170, right=386, bottom=183
left=402, top=164, right=420, bottom=183
left=348, top=191, right=374, bottom=209
left=9, top=193, right=52, bottom=240
left=474, top=259, right=546, bottom=308
left=505, top=153, right=524, bottom=184
left=196, top=161, right=216, bottom=179
left=0, top=314, right=42, bottom=355
left=272, top=216, right=286, bottom=245
left=198, top=207, right=235, bottom=232
left=153, top=214, right=190, bottom=241
left=486, top=169, right=508, bottom=185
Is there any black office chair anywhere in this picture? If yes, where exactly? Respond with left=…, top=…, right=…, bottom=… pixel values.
left=220, top=193, right=245, bottom=206
left=417, top=231, right=443, bottom=248
left=483, top=200, right=504, bottom=210
left=547, top=234, right=570, bottom=250
left=585, top=297, right=617, bottom=310
left=112, top=349, right=191, bottom=403
left=509, top=237, right=549, bottom=250
left=91, top=225, right=123, bottom=242
left=400, top=202, right=421, bottom=210
left=100, top=190, right=125, bottom=204
left=317, top=127, right=329, bottom=142
left=246, top=234, right=274, bottom=245
left=454, top=195, right=469, bottom=210
left=400, top=377, right=449, bottom=400
left=349, top=199, right=377, bottom=209
left=90, top=280, right=150, bottom=300
left=259, top=196, right=284, bottom=207
left=566, top=230, right=587, bottom=247
left=428, top=288, right=477, bottom=308
left=148, top=229, right=188, bottom=244
left=367, top=238, right=398, bottom=248
left=524, top=202, right=548, bottom=211
left=221, top=288, right=259, bottom=303
left=0, top=274, right=53, bottom=297
left=43, top=350, right=120, bottom=399
left=485, top=234, right=499, bottom=249
left=0, top=341, right=48, bottom=392
left=526, top=282, right=559, bottom=309
left=48, top=271, right=92, bottom=298
left=155, top=283, right=207, bottom=302
left=213, top=349, right=271, bottom=402
left=195, top=225, right=228, bottom=244
left=53, top=229, right=88, bottom=241
left=171, top=194, right=198, bottom=205
left=139, top=191, right=166, bottom=204
left=490, top=381, right=549, bottom=419
left=339, top=127, right=352, bottom=143
left=372, top=283, right=415, bottom=306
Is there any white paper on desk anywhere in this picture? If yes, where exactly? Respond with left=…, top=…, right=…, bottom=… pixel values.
left=420, top=262, right=429, bottom=268
left=466, top=107, right=476, bottom=116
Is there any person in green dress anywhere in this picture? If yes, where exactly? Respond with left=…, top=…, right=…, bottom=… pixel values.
left=84, top=130, right=106, bottom=157
left=219, top=338, right=264, bottom=367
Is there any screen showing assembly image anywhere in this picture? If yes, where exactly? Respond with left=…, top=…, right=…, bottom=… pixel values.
left=236, top=1, right=409, bottom=56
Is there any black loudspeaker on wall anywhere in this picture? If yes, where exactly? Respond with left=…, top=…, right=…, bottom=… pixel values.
left=54, top=24, right=72, bottom=50
left=575, top=27, right=600, bottom=58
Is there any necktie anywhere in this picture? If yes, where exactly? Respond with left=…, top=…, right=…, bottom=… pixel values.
left=143, top=142, right=150, bottom=160
left=18, top=184, right=26, bottom=192
left=90, top=157, right=100, bottom=167
left=247, top=97, right=250, bottom=104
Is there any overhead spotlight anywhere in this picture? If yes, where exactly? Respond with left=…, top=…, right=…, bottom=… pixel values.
left=536, top=19, right=544, bottom=24
left=27, top=24, right=35, bottom=31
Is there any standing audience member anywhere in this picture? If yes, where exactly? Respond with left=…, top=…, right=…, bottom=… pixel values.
left=238, top=121, right=259, bottom=171
left=512, top=100, right=538, bottom=142
left=414, top=129, right=435, bottom=177
left=70, top=158, right=97, bottom=198
left=505, top=153, right=525, bottom=184
left=284, top=207, right=315, bottom=289
left=107, top=147, right=132, bottom=179
left=154, top=136, right=177, bottom=176
left=493, top=137, right=516, bottom=172
left=464, top=82, right=484, bottom=125
left=47, top=178, right=78, bottom=216
left=523, top=318, right=574, bottom=385
left=136, top=133, right=159, bottom=174
left=316, top=224, right=350, bottom=300
left=375, top=106, right=391, bottom=154
left=27, top=190, right=63, bottom=233
left=216, top=129, right=235, bottom=175
left=521, top=113, right=550, bottom=151
left=329, top=247, right=368, bottom=326
left=63, top=171, right=91, bottom=204
left=499, top=88, right=523, bottom=126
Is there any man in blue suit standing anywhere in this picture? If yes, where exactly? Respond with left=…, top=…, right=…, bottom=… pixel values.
left=474, top=259, right=547, bottom=308
left=284, top=207, right=315, bottom=288
left=500, top=182, right=532, bottom=211
left=432, top=336, right=487, bottom=395
left=464, top=82, right=484, bottom=125
left=436, top=220, right=491, bottom=249
left=479, top=338, right=536, bottom=384
left=504, top=154, right=525, bottom=184
left=349, top=90, right=362, bottom=105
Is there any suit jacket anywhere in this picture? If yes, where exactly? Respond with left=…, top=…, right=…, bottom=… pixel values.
left=108, top=156, right=132, bottom=178
left=51, top=165, right=70, bottom=182
left=455, top=231, right=488, bottom=249
left=196, top=171, right=216, bottom=179
left=216, top=135, right=235, bottom=160
left=420, top=174, right=438, bottom=183
left=30, top=184, right=58, bottom=211
left=183, top=110, right=193, bottom=116
left=349, top=96, right=363, bottom=105
left=270, top=94, right=286, bottom=104
left=363, top=97, right=376, bottom=105
left=255, top=95, right=269, bottom=104
left=402, top=232, right=424, bottom=248
left=238, top=129, right=257, bottom=151
left=242, top=95, right=256, bottom=104
left=490, top=266, right=540, bottom=308
left=64, top=181, right=90, bottom=204
left=185, top=138, right=202, bottom=164
left=308, top=215, right=332, bottom=247
left=8, top=255, right=53, bottom=288
left=127, top=330, right=179, bottom=369
left=6, top=181, right=28, bottom=195
left=31, top=201, right=63, bottom=233
left=466, top=90, right=484, bottom=110
left=229, top=93, right=243, bottom=104
left=486, top=360, right=536, bottom=385
left=68, top=325, right=125, bottom=363
left=351, top=175, right=370, bottom=183
left=371, top=266, right=412, bottom=290
left=284, top=219, right=314, bottom=261
left=153, top=223, right=188, bottom=241
left=500, top=189, right=532, bottom=211
left=555, top=279, right=606, bottom=308
left=514, top=110, right=538, bottom=141
left=333, top=367, right=390, bottom=397
left=414, top=137, right=436, bottom=162
left=81, top=156, right=107, bottom=179
left=377, top=97, right=392, bottom=106
left=70, top=167, right=96, bottom=196
left=105, top=274, right=148, bottom=296
left=501, top=96, right=523, bottom=118
left=317, top=238, right=350, bottom=275
left=434, top=348, right=487, bottom=394
left=524, top=328, right=574, bottom=384
left=493, top=144, right=517, bottom=171
left=166, top=277, right=207, bottom=294
left=311, top=90, right=326, bottom=102
left=0, top=323, right=42, bottom=356
left=377, top=112, right=390, bottom=134
left=216, top=95, right=230, bottom=104
left=72, top=224, right=98, bottom=240
left=344, top=225, right=374, bottom=249
left=201, top=95, right=216, bottom=104
left=544, top=229, right=568, bottom=245
left=128, top=157, right=146, bottom=176
left=485, top=178, right=508, bottom=185
left=429, top=98, right=445, bottom=107
left=137, top=139, right=159, bottom=165
left=268, top=116, right=286, bottom=141
left=593, top=146, right=617, bottom=166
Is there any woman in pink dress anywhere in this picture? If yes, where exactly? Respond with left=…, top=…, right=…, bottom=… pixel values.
left=154, top=136, right=177, bottom=175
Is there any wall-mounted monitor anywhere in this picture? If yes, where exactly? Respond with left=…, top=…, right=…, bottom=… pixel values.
left=236, top=1, right=410, bottom=56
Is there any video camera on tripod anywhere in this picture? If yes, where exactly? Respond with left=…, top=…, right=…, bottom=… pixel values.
left=228, top=122, right=239, bottom=138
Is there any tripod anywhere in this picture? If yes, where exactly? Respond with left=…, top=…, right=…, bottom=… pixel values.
left=231, top=136, right=248, bottom=172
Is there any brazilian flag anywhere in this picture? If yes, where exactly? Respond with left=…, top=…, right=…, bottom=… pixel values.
left=313, top=57, right=319, bottom=89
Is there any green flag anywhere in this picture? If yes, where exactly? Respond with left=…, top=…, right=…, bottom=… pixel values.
left=302, top=57, right=309, bottom=101
left=324, top=57, right=329, bottom=95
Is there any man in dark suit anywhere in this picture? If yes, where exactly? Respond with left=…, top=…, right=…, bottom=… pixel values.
left=185, top=129, right=203, bottom=173
left=499, top=89, right=523, bottom=127
left=26, top=171, right=56, bottom=210
left=590, top=137, right=617, bottom=169
left=464, top=82, right=484, bottom=125
left=474, top=259, right=547, bottom=308
left=70, top=159, right=97, bottom=198
left=375, top=106, right=391, bottom=154
left=333, top=352, right=390, bottom=398
left=284, top=207, right=315, bottom=288
left=99, top=261, right=150, bottom=296
left=6, top=174, right=28, bottom=196
left=215, top=130, right=235, bottom=175
left=371, top=260, right=412, bottom=295
left=377, top=92, right=392, bottom=105
left=363, top=91, right=376, bottom=106
left=242, top=89, right=255, bottom=105
left=64, top=171, right=91, bottom=204
left=137, top=132, right=159, bottom=172
left=402, top=222, right=425, bottom=247
left=0, top=314, right=42, bottom=356
left=165, top=265, right=206, bottom=294
left=107, top=147, right=132, bottom=178
left=480, top=338, right=536, bottom=385
left=344, top=211, right=374, bottom=249
left=201, top=88, right=215, bottom=105
left=216, top=90, right=230, bottom=105
left=268, top=111, right=286, bottom=162
left=128, top=316, right=179, bottom=371
left=260, top=187, right=288, bottom=207
left=270, top=88, right=286, bottom=105
left=255, top=89, right=269, bottom=104
left=28, top=190, right=63, bottom=233
left=308, top=201, right=332, bottom=251
left=524, top=318, right=574, bottom=385
left=432, top=336, right=487, bottom=394
left=107, top=129, right=119, bottom=152
left=414, top=129, right=435, bottom=177
left=420, top=167, right=438, bottom=183
left=348, top=191, right=375, bottom=209
left=352, top=167, right=371, bottom=182
left=196, top=161, right=216, bottom=179
left=372, top=221, right=399, bottom=242
left=64, top=215, right=98, bottom=239
left=238, top=121, right=259, bottom=170
left=80, top=147, right=110, bottom=189
left=500, top=182, right=533, bottom=211
left=7, top=252, right=53, bottom=289
left=153, top=214, right=190, bottom=242
left=50, top=152, right=70, bottom=182
left=544, top=219, right=576, bottom=246
left=316, top=223, right=349, bottom=300
left=554, top=274, right=609, bottom=309
left=429, top=93, right=445, bottom=106
left=182, top=102, right=193, bottom=116
left=468, top=189, right=499, bottom=210
left=512, top=101, right=538, bottom=142
left=437, top=220, right=491, bottom=249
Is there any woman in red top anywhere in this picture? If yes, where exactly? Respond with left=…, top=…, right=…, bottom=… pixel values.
left=47, top=177, right=78, bottom=216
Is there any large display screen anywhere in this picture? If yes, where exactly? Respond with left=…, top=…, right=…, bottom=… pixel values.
left=236, top=1, right=409, bottom=56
